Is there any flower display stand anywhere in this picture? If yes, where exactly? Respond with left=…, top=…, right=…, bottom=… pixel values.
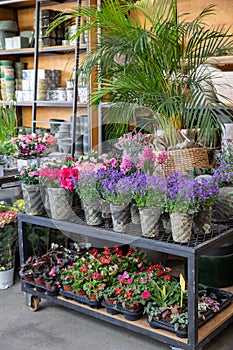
left=17, top=213, right=233, bottom=350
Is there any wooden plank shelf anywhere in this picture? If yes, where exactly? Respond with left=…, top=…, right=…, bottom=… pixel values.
left=21, top=282, right=233, bottom=350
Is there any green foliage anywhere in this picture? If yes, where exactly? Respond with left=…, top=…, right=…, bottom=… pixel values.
left=0, top=140, right=17, bottom=156
left=48, top=0, right=233, bottom=147
left=0, top=103, right=17, bottom=142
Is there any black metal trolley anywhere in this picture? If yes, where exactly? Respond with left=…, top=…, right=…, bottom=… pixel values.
left=17, top=213, right=233, bottom=350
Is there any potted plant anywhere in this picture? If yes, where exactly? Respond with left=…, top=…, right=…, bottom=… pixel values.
left=0, top=102, right=17, bottom=143
left=0, top=140, right=17, bottom=169
left=192, top=176, right=219, bottom=234
left=96, top=161, right=134, bottom=232
left=165, top=172, right=197, bottom=243
left=131, top=171, right=167, bottom=237
left=76, top=170, right=103, bottom=226
left=0, top=209, right=18, bottom=289
left=212, top=139, right=233, bottom=221
left=11, top=132, right=56, bottom=170
left=18, top=164, right=45, bottom=216
left=39, top=159, right=82, bottom=226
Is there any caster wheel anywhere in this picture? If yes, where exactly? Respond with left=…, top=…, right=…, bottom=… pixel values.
left=29, top=296, right=40, bottom=312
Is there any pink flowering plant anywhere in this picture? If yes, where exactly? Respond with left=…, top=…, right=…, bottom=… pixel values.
left=39, top=159, right=79, bottom=192
left=18, top=164, right=40, bottom=185
left=11, top=133, right=56, bottom=158
left=114, top=131, right=152, bottom=164
left=74, top=151, right=109, bottom=174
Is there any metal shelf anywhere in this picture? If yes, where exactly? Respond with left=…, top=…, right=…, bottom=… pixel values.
left=0, top=45, right=86, bottom=56
left=17, top=213, right=233, bottom=350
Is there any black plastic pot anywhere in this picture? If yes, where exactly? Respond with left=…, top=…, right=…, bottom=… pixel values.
left=198, top=241, right=233, bottom=288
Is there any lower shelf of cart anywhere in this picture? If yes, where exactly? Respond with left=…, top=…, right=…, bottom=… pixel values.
left=21, top=284, right=233, bottom=349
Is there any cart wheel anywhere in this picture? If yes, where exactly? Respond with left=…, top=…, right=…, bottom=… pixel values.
left=29, top=296, right=40, bottom=312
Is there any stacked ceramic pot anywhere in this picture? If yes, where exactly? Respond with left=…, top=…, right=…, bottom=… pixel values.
left=0, top=60, right=14, bottom=101
left=56, top=122, right=71, bottom=154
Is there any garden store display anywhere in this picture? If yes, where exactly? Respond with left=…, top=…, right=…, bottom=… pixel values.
left=14, top=132, right=232, bottom=244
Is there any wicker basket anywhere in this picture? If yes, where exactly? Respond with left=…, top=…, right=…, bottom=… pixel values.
left=162, top=147, right=209, bottom=175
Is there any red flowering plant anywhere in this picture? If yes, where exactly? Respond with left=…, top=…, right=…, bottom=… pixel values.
left=39, top=158, right=79, bottom=192
left=70, top=246, right=151, bottom=300
left=11, top=133, right=56, bottom=158
left=112, top=270, right=153, bottom=308
left=144, top=266, right=188, bottom=325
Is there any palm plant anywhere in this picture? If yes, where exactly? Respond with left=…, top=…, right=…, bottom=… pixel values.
left=49, top=0, right=233, bottom=147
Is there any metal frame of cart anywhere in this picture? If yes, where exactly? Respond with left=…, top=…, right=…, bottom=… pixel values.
left=17, top=213, right=233, bottom=350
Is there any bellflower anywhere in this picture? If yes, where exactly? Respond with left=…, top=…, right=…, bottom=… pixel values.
left=76, top=170, right=101, bottom=201
left=212, top=161, right=233, bottom=187
left=193, top=176, right=219, bottom=211
left=165, top=172, right=196, bottom=215
left=131, top=172, right=166, bottom=208
left=96, top=167, right=125, bottom=202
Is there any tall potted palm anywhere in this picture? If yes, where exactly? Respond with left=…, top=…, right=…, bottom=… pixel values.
left=49, top=0, right=233, bottom=148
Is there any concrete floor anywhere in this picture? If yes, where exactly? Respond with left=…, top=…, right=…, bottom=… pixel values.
left=0, top=275, right=233, bottom=350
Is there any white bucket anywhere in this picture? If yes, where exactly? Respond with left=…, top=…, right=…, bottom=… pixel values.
left=0, top=267, right=14, bottom=289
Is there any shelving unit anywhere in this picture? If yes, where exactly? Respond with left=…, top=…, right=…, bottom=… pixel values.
left=17, top=212, right=233, bottom=350
left=0, top=0, right=91, bottom=156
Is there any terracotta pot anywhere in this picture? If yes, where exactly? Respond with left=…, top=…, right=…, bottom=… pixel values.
left=75, top=289, right=86, bottom=296
left=34, top=278, right=45, bottom=286
left=23, top=275, right=34, bottom=283
left=88, top=294, right=97, bottom=301
left=63, top=285, right=73, bottom=292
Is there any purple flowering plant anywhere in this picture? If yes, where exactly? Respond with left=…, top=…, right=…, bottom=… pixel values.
left=216, top=138, right=233, bottom=165
left=193, top=176, right=219, bottom=211
left=131, top=171, right=167, bottom=208
left=18, top=164, right=40, bottom=185
left=165, top=172, right=197, bottom=215
left=96, top=167, right=133, bottom=204
left=76, top=170, right=101, bottom=201
left=212, top=161, right=233, bottom=187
